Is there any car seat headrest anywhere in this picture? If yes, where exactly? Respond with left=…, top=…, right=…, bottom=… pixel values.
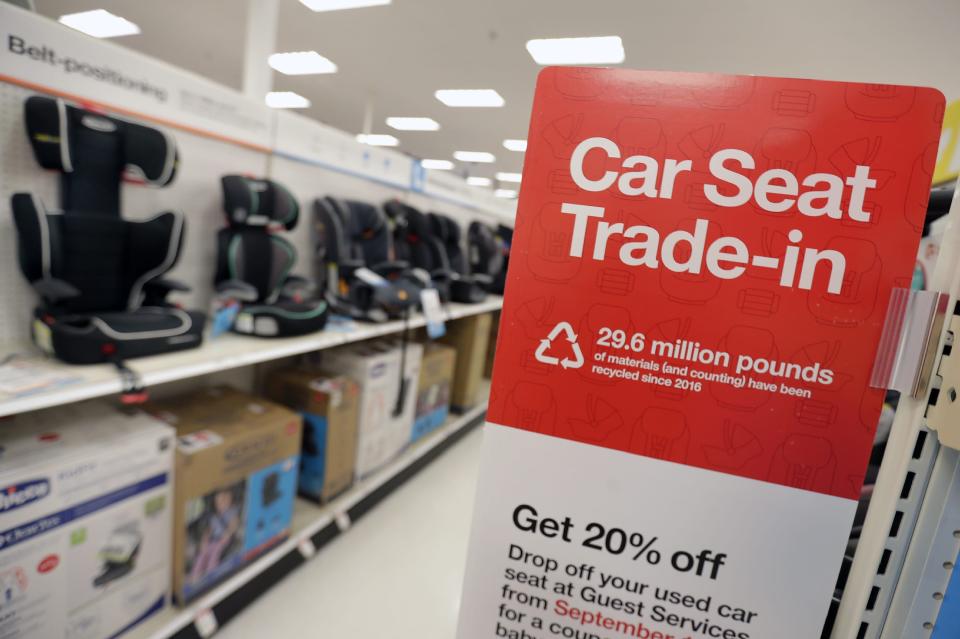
left=24, top=95, right=177, bottom=188
left=386, top=201, right=432, bottom=242
left=344, top=200, right=387, bottom=241
left=222, top=175, right=299, bottom=230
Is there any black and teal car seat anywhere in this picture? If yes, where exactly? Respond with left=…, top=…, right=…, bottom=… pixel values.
left=215, top=176, right=328, bottom=337
left=467, top=221, right=506, bottom=294
left=314, top=196, right=425, bottom=321
left=427, top=212, right=488, bottom=303
left=10, top=95, right=205, bottom=365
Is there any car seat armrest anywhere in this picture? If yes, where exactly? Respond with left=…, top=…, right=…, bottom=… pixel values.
left=371, top=260, right=411, bottom=277
left=407, top=268, right=431, bottom=288
left=215, top=279, right=259, bottom=302
left=280, top=275, right=317, bottom=301
left=431, top=269, right=463, bottom=285
left=430, top=268, right=453, bottom=280
left=141, top=278, right=191, bottom=307
left=144, top=277, right=190, bottom=295
left=33, top=277, right=81, bottom=305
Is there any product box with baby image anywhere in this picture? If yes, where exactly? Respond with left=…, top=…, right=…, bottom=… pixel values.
left=0, top=402, right=174, bottom=639
left=145, top=386, right=301, bottom=604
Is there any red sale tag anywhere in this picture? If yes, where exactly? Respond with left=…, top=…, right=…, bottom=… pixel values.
left=458, top=69, right=943, bottom=639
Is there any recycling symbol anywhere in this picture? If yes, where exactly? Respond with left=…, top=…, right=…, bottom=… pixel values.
left=535, top=321, right=585, bottom=370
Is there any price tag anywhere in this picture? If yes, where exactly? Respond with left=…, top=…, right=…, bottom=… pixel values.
left=334, top=511, right=352, bottom=532
left=297, top=537, right=317, bottom=559
left=194, top=608, right=218, bottom=638
left=420, top=288, right=446, bottom=339
left=210, top=301, right=240, bottom=338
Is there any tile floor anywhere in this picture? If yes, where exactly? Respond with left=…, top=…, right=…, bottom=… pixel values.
left=218, top=426, right=485, bottom=638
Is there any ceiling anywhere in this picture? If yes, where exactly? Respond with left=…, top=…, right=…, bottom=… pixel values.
left=35, top=0, right=960, bottom=189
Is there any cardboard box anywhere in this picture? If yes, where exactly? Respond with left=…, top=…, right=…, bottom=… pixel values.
left=0, top=402, right=174, bottom=639
left=146, top=386, right=301, bottom=604
left=264, top=370, right=360, bottom=503
left=413, top=343, right=456, bottom=442
left=324, top=340, right=422, bottom=478
left=440, top=312, right=492, bottom=410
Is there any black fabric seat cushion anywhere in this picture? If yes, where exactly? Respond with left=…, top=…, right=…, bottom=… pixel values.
left=216, top=229, right=296, bottom=303
left=38, top=307, right=204, bottom=364
left=11, top=195, right=184, bottom=314
left=234, top=300, right=328, bottom=337
left=430, top=214, right=469, bottom=274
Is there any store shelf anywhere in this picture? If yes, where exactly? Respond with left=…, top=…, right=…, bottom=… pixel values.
left=127, top=398, right=488, bottom=639
left=0, top=297, right=501, bottom=418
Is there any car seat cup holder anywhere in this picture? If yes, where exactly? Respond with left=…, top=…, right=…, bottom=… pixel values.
left=10, top=95, right=206, bottom=371
left=215, top=176, right=329, bottom=338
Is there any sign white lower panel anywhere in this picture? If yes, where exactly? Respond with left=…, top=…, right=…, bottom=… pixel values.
left=458, top=425, right=855, bottom=639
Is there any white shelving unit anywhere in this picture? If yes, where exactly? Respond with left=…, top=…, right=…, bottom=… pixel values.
left=0, top=298, right=502, bottom=417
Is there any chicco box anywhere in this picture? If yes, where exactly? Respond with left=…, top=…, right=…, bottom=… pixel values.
left=413, top=343, right=456, bottom=442
left=264, top=370, right=360, bottom=503
left=324, top=340, right=422, bottom=479
left=0, top=402, right=174, bottom=639
left=145, top=386, right=301, bottom=604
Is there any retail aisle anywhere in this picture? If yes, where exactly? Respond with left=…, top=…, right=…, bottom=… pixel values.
left=218, top=425, right=485, bottom=638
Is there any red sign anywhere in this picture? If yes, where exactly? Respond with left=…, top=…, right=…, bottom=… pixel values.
left=489, top=69, right=944, bottom=500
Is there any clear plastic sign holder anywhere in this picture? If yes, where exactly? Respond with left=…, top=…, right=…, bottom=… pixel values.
left=834, top=184, right=960, bottom=638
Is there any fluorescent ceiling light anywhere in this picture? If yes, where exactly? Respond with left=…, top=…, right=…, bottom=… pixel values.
left=435, top=89, right=504, bottom=108
left=495, top=189, right=518, bottom=199
left=387, top=117, right=440, bottom=131
left=58, top=9, right=140, bottom=38
left=300, top=0, right=390, bottom=12
left=265, top=91, right=311, bottom=109
left=468, top=177, right=492, bottom=187
left=503, top=139, right=527, bottom=152
left=269, top=51, right=337, bottom=75
left=526, top=36, right=625, bottom=65
left=356, top=133, right=399, bottom=147
left=454, top=151, right=495, bottom=163
left=422, top=159, right=454, bottom=170
left=496, top=172, right=522, bottom=183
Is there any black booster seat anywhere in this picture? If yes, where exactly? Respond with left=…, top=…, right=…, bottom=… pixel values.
left=215, top=175, right=328, bottom=337
left=467, top=221, right=506, bottom=294
left=314, top=196, right=425, bottom=321
left=10, top=96, right=204, bottom=365
left=427, top=212, right=488, bottom=303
